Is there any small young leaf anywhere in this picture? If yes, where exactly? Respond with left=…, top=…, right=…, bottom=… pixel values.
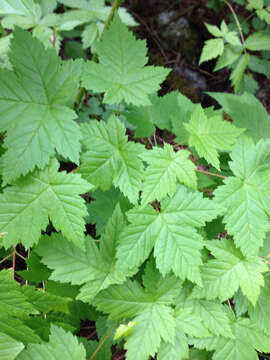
left=199, top=38, right=224, bottom=64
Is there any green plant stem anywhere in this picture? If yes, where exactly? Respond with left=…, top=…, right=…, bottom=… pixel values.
left=196, top=168, right=227, bottom=179
left=223, top=0, right=246, bottom=52
left=74, top=0, right=122, bottom=111
left=89, top=326, right=115, bottom=360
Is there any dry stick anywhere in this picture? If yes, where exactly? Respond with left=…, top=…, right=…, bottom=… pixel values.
left=89, top=326, right=115, bottom=360
left=223, top=0, right=246, bottom=53
left=196, top=168, right=227, bottom=179
left=74, top=0, right=122, bottom=110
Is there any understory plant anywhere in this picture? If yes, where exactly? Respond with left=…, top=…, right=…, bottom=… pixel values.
left=200, top=0, right=270, bottom=93
left=1, top=1, right=270, bottom=360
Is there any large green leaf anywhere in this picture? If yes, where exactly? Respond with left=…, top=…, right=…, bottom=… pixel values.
left=191, top=312, right=270, bottom=360
left=139, top=143, right=197, bottom=206
left=245, top=32, right=270, bottom=51
left=191, top=239, right=268, bottom=305
left=36, top=206, right=136, bottom=301
left=214, top=136, right=270, bottom=259
left=82, top=15, right=170, bottom=106
left=208, top=92, right=270, bottom=141
left=184, top=105, right=244, bottom=170
left=0, top=159, right=92, bottom=249
left=17, top=325, right=86, bottom=360
left=78, top=116, right=145, bottom=204
left=116, top=185, right=222, bottom=284
left=0, top=28, right=82, bottom=183
left=0, top=332, right=24, bottom=360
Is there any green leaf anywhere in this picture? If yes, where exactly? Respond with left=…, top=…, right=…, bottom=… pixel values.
left=0, top=159, right=92, bottom=249
left=82, top=16, right=170, bottom=106
left=191, top=239, right=268, bottom=305
left=36, top=206, right=136, bottom=301
left=214, top=44, right=242, bottom=71
left=249, top=273, right=270, bottom=335
left=86, top=187, right=131, bottom=235
left=0, top=332, right=24, bottom=360
left=0, top=28, right=83, bottom=183
left=184, top=105, right=244, bottom=170
left=0, top=0, right=39, bottom=17
left=0, top=316, right=41, bottom=345
left=246, top=32, right=270, bottom=50
left=78, top=116, right=145, bottom=204
left=17, top=325, right=86, bottom=360
left=205, top=22, right=223, bottom=37
left=199, top=38, right=224, bottom=64
left=179, top=296, right=234, bottom=338
left=17, top=252, right=52, bottom=282
left=214, top=136, right=270, bottom=258
left=139, top=143, right=197, bottom=206
left=248, top=0, right=263, bottom=9
left=125, top=304, right=175, bottom=360
left=92, top=259, right=180, bottom=320
left=0, top=270, right=37, bottom=316
left=191, top=315, right=270, bottom=360
left=116, top=185, right=222, bottom=284
left=230, top=53, right=250, bottom=93
left=208, top=92, right=270, bottom=141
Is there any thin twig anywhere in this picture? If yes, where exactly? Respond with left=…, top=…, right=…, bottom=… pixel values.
left=12, top=246, right=16, bottom=280
left=223, top=0, right=246, bottom=52
left=196, top=168, right=227, bottom=179
left=89, top=326, right=115, bottom=360
left=0, top=252, right=13, bottom=265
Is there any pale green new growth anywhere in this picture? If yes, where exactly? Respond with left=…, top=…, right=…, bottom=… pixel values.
left=0, top=159, right=92, bottom=249
left=0, top=28, right=82, bottom=183
left=82, top=15, right=170, bottom=106
left=199, top=38, right=224, bottom=65
left=184, top=105, right=244, bottom=170
left=139, top=143, right=197, bottom=206
left=78, top=116, right=145, bottom=204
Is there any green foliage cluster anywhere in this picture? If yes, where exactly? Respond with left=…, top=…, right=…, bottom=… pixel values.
left=0, top=1, right=270, bottom=360
left=200, top=0, right=270, bottom=93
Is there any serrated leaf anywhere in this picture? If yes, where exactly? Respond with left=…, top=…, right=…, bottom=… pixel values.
left=246, top=31, right=270, bottom=50
left=230, top=53, right=250, bottom=93
left=78, top=116, right=145, bottom=204
left=199, top=38, right=224, bottom=64
left=209, top=92, right=270, bottom=141
left=184, top=105, right=244, bottom=170
left=0, top=159, right=92, bottom=249
left=114, top=321, right=136, bottom=340
left=36, top=206, right=135, bottom=301
left=192, top=239, right=268, bottom=305
left=0, top=28, right=83, bottom=183
left=214, top=44, right=242, bottom=71
left=17, top=325, right=86, bottom=360
left=86, top=187, right=131, bottom=235
left=116, top=185, right=222, bottom=284
left=179, top=296, right=234, bottom=338
left=0, top=270, right=37, bottom=316
left=205, top=23, right=223, bottom=37
left=191, top=316, right=270, bottom=360
left=17, top=252, right=51, bottom=282
left=0, top=0, right=39, bottom=17
left=139, top=143, right=197, bottom=206
left=214, top=136, right=270, bottom=258
left=82, top=15, right=170, bottom=106
left=0, top=316, right=41, bottom=345
left=0, top=332, right=24, bottom=360
left=125, top=304, right=175, bottom=360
